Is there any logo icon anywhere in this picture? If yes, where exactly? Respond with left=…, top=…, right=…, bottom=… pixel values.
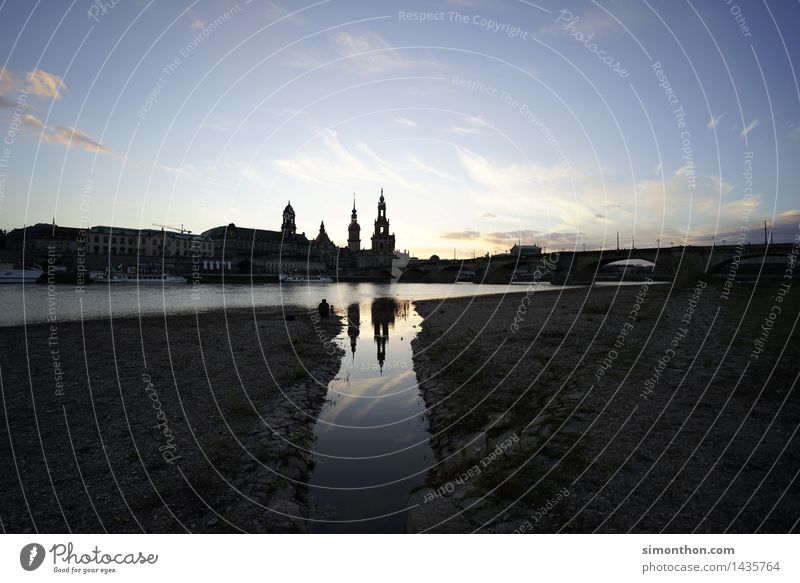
left=20, top=543, right=46, bottom=571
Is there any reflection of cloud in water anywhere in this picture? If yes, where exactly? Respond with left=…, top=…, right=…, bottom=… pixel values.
left=392, top=431, right=418, bottom=446
left=344, top=369, right=416, bottom=397
left=345, top=388, right=423, bottom=422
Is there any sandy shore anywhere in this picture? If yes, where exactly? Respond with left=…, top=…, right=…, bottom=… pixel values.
left=408, top=282, right=800, bottom=533
left=0, top=307, right=343, bottom=533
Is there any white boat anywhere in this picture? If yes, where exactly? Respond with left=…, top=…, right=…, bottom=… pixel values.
left=279, top=274, right=333, bottom=283
left=94, top=272, right=187, bottom=284
left=0, top=264, right=43, bottom=283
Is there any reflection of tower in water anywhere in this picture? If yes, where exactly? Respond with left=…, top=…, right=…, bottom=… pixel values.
left=347, top=303, right=360, bottom=356
left=371, top=298, right=396, bottom=373
left=369, top=298, right=410, bottom=372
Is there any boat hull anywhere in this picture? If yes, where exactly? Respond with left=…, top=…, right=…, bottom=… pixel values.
left=0, top=270, right=43, bottom=284
left=94, top=276, right=187, bottom=284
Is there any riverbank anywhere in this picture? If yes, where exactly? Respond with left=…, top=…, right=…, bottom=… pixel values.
left=0, top=307, right=343, bottom=533
left=408, top=282, right=800, bottom=533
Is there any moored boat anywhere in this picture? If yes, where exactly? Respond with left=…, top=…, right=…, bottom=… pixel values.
left=279, top=274, right=333, bottom=283
left=94, top=272, right=187, bottom=284
left=0, top=264, right=43, bottom=284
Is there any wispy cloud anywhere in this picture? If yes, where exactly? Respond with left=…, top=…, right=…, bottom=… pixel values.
left=288, top=30, right=422, bottom=74
left=0, top=67, right=66, bottom=101
left=263, top=1, right=304, bottom=23
left=448, top=115, right=490, bottom=135
left=270, top=128, right=414, bottom=188
left=441, top=230, right=481, bottom=240
left=25, top=69, right=67, bottom=100
left=707, top=113, right=724, bottom=129
left=448, top=124, right=482, bottom=135
left=394, top=117, right=417, bottom=128
left=740, top=118, right=759, bottom=138
left=20, top=113, right=43, bottom=129
left=463, top=115, right=490, bottom=128
left=156, top=164, right=190, bottom=176
left=788, top=126, right=800, bottom=143
left=21, top=112, right=120, bottom=158
left=405, top=154, right=461, bottom=182
left=43, top=126, right=119, bottom=157
left=331, top=31, right=416, bottom=73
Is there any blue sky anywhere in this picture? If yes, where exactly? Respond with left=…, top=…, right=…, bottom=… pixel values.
left=1, top=0, right=798, bottom=256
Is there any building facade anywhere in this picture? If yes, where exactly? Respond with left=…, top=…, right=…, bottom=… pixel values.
left=88, top=226, right=214, bottom=259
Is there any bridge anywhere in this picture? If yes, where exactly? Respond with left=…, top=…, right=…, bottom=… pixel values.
left=396, top=243, right=796, bottom=286
left=547, top=243, right=795, bottom=285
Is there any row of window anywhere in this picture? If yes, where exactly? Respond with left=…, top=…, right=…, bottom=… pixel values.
left=91, top=234, right=212, bottom=250
left=94, top=246, right=214, bottom=258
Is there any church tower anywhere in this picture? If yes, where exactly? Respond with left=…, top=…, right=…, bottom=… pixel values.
left=314, top=220, right=334, bottom=248
left=281, top=201, right=296, bottom=237
left=348, top=196, right=361, bottom=252
left=371, top=188, right=395, bottom=256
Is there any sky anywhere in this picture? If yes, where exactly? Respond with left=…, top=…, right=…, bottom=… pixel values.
left=0, top=0, right=799, bottom=258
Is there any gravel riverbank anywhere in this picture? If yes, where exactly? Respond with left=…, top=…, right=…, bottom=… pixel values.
left=408, top=283, right=800, bottom=533
left=0, top=307, right=343, bottom=533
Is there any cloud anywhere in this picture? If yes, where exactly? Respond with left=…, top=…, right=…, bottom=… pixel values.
left=740, top=118, right=759, bottom=138
left=21, top=113, right=43, bottom=129
left=42, top=126, right=119, bottom=156
left=21, top=112, right=120, bottom=157
left=458, top=147, right=573, bottom=191
left=405, top=154, right=461, bottom=182
left=190, top=17, right=206, bottom=30
left=483, top=229, right=583, bottom=249
left=263, top=1, right=303, bottom=23
left=0, top=67, right=66, bottom=101
left=394, top=117, right=417, bottom=128
left=463, top=115, right=490, bottom=128
left=331, top=31, right=415, bottom=73
left=441, top=230, right=481, bottom=240
left=715, top=210, right=800, bottom=244
left=788, top=126, right=800, bottom=143
left=707, top=113, right=724, bottom=129
left=25, top=69, right=67, bottom=100
left=447, top=115, right=491, bottom=135
left=156, top=164, right=190, bottom=175
left=448, top=124, right=482, bottom=135
left=481, top=212, right=496, bottom=218
left=270, top=128, right=414, bottom=189
left=288, top=31, right=421, bottom=74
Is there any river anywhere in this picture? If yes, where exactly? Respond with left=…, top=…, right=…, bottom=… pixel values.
left=0, top=281, right=569, bottom=326
left=308, top=298, right=430, bottom=533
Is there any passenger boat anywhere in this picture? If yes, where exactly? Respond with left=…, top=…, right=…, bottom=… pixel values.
left=0, top=264, right=43, bottom=283
left=94, top=272, right=187, bottom=284
left=279, top=274, right=333, bottom=283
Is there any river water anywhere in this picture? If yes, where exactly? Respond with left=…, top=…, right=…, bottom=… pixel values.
left=0, top=281, right=564, bottom=326
left=308, top=298, right=431, bottom=533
